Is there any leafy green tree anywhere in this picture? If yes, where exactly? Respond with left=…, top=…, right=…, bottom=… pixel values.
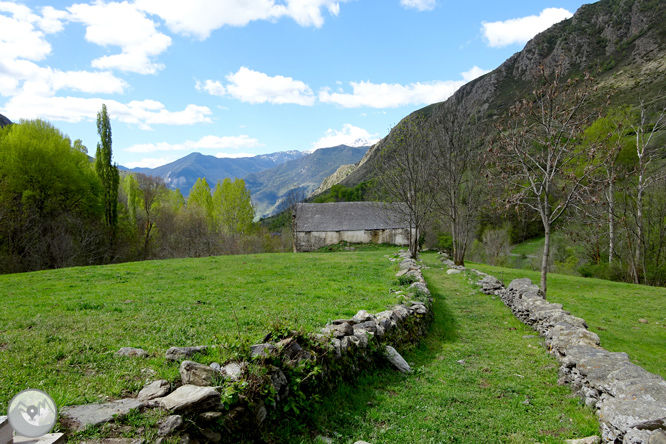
left=0, top=119, right=102, bottom=271
left=188, top=177, right=214, bottom=226
left=583, top=106, right=636, bottom=264
left=213, top=178, right=255, bottom=235
left=95, top=104, right=120, bottom=233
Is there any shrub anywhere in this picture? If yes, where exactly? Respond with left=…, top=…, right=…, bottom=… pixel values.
left=397, top=274, right=417, bottom=286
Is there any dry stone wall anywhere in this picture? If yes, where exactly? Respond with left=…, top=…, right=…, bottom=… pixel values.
left=55, top=251, right=432, bottom=444
left=441, top=256, right=666, bottom=444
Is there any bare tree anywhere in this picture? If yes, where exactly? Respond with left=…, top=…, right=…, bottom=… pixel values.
left=625, top=102, right=666, bottom=283
left=491, top=64, right=603, bottom=296
left=430, top=99, right=486, bottom=266
left=371, top=114, right=438, bottom=258
left=135, top=173, right=167, bottom=258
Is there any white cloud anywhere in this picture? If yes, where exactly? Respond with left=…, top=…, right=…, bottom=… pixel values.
left=125, top=156, right=177, bottom=168
left=318, top=67, right=489, bottom=109
left=400, top=0, right=436, bottom=12
left=312, top=124, right=380, bottom=149
left=461, top=66, right=490, bottom=82
left=0, top=2, right=62, bottom=62
left=1, top=94, right=212, bottom=129
left=67, top=1, right=172, bottom=74
left=482, top=8, right=573, bottom=48
left=215, top=152, right=255, bottom=158
left=196, top=79, right=226, bottom=96
left=200, top=67, right=315, bottom=106
left=135, top=0, right=349, bottom=40
left=125, top=135, right=262, bottom=153
left=0, top=58, right=128, bottom=97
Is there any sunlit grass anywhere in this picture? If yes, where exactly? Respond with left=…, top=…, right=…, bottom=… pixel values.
left=0, top=249, right=400, bottom=412
left=470, top=262, right=666, bottom=378
left=272, top=252, right=599, bottom=443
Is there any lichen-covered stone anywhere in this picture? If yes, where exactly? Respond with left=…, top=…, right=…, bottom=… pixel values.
left=180, top=360, right=221, bottom=386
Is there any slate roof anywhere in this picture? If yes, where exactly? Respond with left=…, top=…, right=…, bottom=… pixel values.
left=294, top=202, right=409, bottom=232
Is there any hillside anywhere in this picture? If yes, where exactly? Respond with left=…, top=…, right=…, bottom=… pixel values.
left=244, top=145, right=369, bottom=218
left=131, top=150, right=305, bottom=196
left=0, top=113, right=11, bottom=128
left=331, top=0, right=666, bottom=189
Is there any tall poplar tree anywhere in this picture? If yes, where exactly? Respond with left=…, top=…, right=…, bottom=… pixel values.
left=95, top=104, right=119, bottom=233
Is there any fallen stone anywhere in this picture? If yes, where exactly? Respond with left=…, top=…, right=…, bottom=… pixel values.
left=385, top=345, right=411, bottom=373
left=14, top=434, right=66, bottom=443
left=180, top=360, right=221, bottom=386
left=158, top=415, right=183, bottom=437
left=352, top=310, right=373, bottom=323
left=116, top=347, right=148, bottom=358
left=270, top=367, right=289, bottom=401
left=399, top=259, right=418, bottom=270
left=355, top=320, right=377, bottom=333
left=446, top=269, right=461, bottom=275
left=60, top=399, right=144, bottom=432
left=649, top=430, right=666, bottom=444
left=322, top=322, right=354, bottom=338
left=166, top=346, right=209, bottom=361
left=250, top=343, right=277, bottom=358
left=316, top=436, right=334, bottom=444
left=547, top=325, right=600, bottom=352
left=640, top=319, right=649, bottom=324
left=354, top=330, right=369, bottom=348
left=223, top=362, right=243, bottom=381
left=155, top=385, right=220, bottom=412
left=391, top=305, right=410, bottom=322
left=564, top=436, right=600, bottom=444
left=137, top=380, right=170, bottom=401
left=201, top=428, right=221, bottom=443
left=255, top=401, right=267, bottom=425
left=210, top=362, right=221, bottom=371
left=199, top=411, right=223, bottom=421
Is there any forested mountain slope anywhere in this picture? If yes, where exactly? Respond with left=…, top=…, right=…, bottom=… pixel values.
left=334, top=0, right=666, bottom=189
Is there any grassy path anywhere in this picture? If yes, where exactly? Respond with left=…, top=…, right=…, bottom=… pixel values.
left=470, top=263, right=666, bottom=378
left=278, top=252, right=598, bottom=443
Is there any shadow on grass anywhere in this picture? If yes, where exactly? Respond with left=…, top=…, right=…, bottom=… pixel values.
left=267, top=283, right=460, bottom=443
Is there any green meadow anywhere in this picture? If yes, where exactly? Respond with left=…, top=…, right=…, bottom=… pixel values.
left=0, top=250, right=399, bottom=412
left=470, top=262, right=666, bottom=378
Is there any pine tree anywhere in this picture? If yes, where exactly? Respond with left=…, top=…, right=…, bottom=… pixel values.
left=95, top=104, right=120, bottom=233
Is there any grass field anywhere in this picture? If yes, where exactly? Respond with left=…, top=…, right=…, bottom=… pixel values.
left=0, top=249, right=401, bottom=413
left=510, top=236, right=544, bottom=257
left=470, top=263, right=666, bottom=378
left=274, top=252, right=599, bottom=443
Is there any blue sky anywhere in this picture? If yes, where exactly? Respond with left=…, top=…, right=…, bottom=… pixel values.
left=0, top=0, right=589, bottom=168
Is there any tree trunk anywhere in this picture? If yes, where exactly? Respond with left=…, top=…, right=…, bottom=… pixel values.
left=540, top=226, right=551, bottom=298
left=608, top=178, right=614, bottom=264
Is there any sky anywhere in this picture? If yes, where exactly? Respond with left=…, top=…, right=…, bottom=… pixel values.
left=0, top=0, right=591, bottom=169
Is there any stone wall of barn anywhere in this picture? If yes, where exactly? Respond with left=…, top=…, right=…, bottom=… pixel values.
left=294, top=228, right=412, bottom=252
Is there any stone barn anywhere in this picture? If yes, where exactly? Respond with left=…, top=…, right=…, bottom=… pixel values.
left=293, top=202, right=412, bottom=252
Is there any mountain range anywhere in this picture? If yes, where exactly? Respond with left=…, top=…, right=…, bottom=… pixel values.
left=0, top=113, right=11, bottom=128
left=129, top=150, right=306, bottom=195
left=324, top=0, right=666, bottom=190
left=126, top=145, right=369, bottom=219
left=244, top=145, right=368, bottom=218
